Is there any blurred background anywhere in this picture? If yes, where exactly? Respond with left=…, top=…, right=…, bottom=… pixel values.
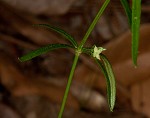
left=0, top=0, right=150, bottom=118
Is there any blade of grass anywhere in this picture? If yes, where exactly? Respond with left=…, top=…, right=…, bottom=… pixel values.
left=132, top=0, right=141, bottom=66
left=120, top=0, right=132, bottom=27
left=95, top=54, right=116, bottom=111
left=19, top=44, right=74, bottom=62
left=33, top=24, right=78, bottom=48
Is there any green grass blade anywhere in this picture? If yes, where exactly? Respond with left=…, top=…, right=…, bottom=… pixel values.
left=120, top=0, right=132, bottom=27
left=33, top=24, right=78, bottom=48
left=132, top=0, right=141, bottom=66
left=95, top=54, right=116, bottom=111
left=19, top=44, right=74, bottom=62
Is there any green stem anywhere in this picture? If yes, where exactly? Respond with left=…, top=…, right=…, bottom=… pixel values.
left=58, top=54, right=79, bottom=118
left=78, top=0, right=110, bottom=49
left=58, top=0, right=110, bottom=117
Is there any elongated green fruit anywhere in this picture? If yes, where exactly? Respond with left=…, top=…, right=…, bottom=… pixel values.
left=120, top=0, right=132, bottom=26
left=19, top=44, right=74, bottom=62
left=96, top=54, right=116, bottom=111
left=33, top=24, right=78, bottom=48
left=132, top=0, right=141, bottom=66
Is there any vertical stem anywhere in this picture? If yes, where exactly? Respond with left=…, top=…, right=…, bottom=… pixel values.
left=58, top=54, right=79, bottom=118
left=58, top=0, right=110, bottom=117
left=78, top=0, right=110, bottom=49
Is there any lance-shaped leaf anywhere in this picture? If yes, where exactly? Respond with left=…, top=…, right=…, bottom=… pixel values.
left=120, top=0, right=132, bottom=27
left=132, top=0, right=141, bottom=66
left=19, top=44, right=74, bottom=62
left=95, top=54, right=116, bottom=111
left=33, top=24, right=78, bottom=48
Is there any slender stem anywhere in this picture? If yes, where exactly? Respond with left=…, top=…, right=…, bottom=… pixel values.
left=78, top=0, right=110, bottom=49
left=58, top=54, right=79, bottom=118
left=58, top=0, right=110, bottom=117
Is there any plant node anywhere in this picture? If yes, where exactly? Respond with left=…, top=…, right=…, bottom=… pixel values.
left=75, top=48, right=82, bottom=56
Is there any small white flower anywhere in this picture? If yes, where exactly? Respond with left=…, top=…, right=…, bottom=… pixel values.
left=93, top=46, right=106, bottom=60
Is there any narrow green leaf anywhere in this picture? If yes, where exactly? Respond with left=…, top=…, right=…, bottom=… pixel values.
left=95, top=54, right=116, bottom=111
left=120, top=0, right=132, bottom=27
left=19, top=44, right=74, bottom=62
left=132, top=0, right=141, bottom=66
left=33, top=24, right=78, bottom=48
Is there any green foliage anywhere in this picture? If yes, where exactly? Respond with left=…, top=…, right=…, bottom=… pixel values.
left=99, top=54, right=116, bottom=111
left=82, top=47, right=115, bottom=111
left=19, top=0, right=142, bottom=117
left=132, top=0, right=141, bottom=66
left=33, top=24, right=78, bottom=48
left=120, top=0, right=132, bottom=26
left=19, top=44, right=74, bottom=62
left=95, top=58, right=115, bottom=111
left=120, top=0, right=141, bottom=66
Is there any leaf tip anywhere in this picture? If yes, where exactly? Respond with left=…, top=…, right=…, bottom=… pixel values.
left=133, top=59, right=138, bottom=68
left=110, top=109, right=113, bottom=112
left=19, top=57, right=27, bottom=62
left=109, top=105, right=115, bottom=112
left=134, top=65, right=138, bottom=68
left=109, top=102, right=115, bottom=112
left=18, top=57, right=23, bottom=62
left=18, top=56, right=29, bottom=62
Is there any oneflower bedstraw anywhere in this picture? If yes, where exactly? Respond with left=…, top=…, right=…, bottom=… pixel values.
left=19, top=0, right=142, bottom=117
left=93, top=46, right=106, bottom=60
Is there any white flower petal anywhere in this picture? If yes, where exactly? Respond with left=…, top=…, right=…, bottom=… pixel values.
left=93, top=46, right=106, bottom=60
